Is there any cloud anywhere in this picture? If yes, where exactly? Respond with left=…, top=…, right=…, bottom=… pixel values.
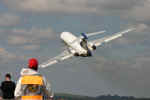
left=135, top=24, right=149, bottom=32
left=2, top=0, right=143, bottom=14
left=0, top=27, right=56, bottom=51
left=127, top=0, right=150, bottom=23
left=11, top=27, right=55, bottom=39
left=90, top=53, right=150, bottom=97
left=98, top=0, right=139, bottom=10
left=0, top=48, right=21, bottom=63
left=0, top=13, right=20, bottom=26
left=87, top=22, right=150, bottom=97
left=3, top=0, right=150, bottom=26
left=3, top=0, right=97, bottom=13
left=22, top=44, right=40, bottom=51
left=6, top=27, right=55, bottom=46
left=7, top=36, right=29, bottom=45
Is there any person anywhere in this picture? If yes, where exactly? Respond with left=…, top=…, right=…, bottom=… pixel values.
left=15, top=58, right=54, bottom=100
left=1, top=73, right=16, bottom=99
left=0, top=87, right=3, bottom=100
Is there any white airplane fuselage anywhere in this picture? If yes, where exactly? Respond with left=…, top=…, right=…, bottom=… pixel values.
left=60, top=32, right=92, bottom=57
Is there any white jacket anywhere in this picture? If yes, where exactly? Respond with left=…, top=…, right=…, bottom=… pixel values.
left=15, top=68, right=54, bottom=98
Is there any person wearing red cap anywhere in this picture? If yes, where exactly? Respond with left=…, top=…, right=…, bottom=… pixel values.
left=15, top=58, right=54, bottom=100
left=28, top=58, right=39, bottom=70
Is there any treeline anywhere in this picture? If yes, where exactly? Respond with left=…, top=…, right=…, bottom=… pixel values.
left=54, top=93, right=149, bottom=100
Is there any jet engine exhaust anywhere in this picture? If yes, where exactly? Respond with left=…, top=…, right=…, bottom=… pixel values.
left=92, top=45, right=96, bottom=50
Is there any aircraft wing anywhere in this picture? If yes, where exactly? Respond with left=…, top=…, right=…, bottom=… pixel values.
left=39, top=50, right=74, bottom=68
left=90, top=28, right=135, bottom=47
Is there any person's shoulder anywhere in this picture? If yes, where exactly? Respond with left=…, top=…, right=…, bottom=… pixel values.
left=1, top=81, right=7, bottom=87
left=11, top=81, right=16, bottom=88
left=10, top=81, right=15, bottom=85
left=11, top=81, right=15, bottom=84
left=1, top=81, right=6, bottom=85
left=1, top=81, right=6, bottom=83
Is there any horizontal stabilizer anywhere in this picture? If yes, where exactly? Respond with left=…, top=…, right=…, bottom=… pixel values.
left=86, top=30, right=106, bottom=37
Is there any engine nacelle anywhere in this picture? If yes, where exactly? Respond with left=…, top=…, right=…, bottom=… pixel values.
left=88, top=43, right=96, bottom=51
left=92, top=45, right=96, bottom=50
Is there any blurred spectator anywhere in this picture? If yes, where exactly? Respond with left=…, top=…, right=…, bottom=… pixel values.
left=15, top=58, right=54, bottom=100
left=0, top=87, right=2, bottom=100
left=1, top=73, right=16, bottom=99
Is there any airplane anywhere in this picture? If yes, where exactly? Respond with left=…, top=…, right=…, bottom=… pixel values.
left=39, top=28, right=135, bottom=68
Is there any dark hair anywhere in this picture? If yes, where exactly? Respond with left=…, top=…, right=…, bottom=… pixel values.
left=5, top=73, right=11, bottom=79
left=32, top=67, right=38, bottom=71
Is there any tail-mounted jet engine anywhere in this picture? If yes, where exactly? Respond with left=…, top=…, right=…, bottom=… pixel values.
left=88, top=43, right=96, bottom=51
left=92, top=45, right=96, bottom=50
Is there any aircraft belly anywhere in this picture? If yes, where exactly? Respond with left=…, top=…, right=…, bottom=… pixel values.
left=72, top=42, right=86, bottom=54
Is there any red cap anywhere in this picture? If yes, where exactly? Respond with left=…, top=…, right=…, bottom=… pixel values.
left=28, top=58, right=38, bottom=70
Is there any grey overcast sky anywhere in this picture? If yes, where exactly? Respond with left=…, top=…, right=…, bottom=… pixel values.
left=0, top=0, right=150, bottom=98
